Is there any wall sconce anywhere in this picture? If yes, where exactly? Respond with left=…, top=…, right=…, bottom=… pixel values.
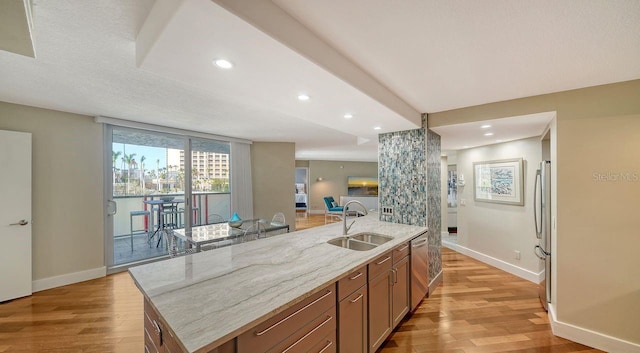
left=316, top=177, right=324, bottom=181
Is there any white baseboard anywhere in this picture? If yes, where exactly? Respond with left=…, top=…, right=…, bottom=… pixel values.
left=32, top=266, right=106, bottom=292
left=442, top=238, right=459, bottom=250
left=549, top=304, right=640, bottom=353
left=442, top=241, right=542, bottom=283
left=428, top=270, right=443, bottom=296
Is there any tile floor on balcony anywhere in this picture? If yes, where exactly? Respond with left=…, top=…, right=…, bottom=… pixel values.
left=113, top=233, right=169, bottom=265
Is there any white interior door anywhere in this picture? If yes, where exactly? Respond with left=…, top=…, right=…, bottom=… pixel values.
left=0, top=130, right=32, bottom=302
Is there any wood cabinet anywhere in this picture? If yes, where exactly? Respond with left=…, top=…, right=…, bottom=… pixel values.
left=392, top=254, right=410, bottom=327
left=238, top=284, right=336, bottom=353
left=368, top=251, right=393, bottom=352
left=337, top=265, right=368, bottom=353
left=338, top=284, right=367, bottom=353
left=367, top=243, right=411, bottom=353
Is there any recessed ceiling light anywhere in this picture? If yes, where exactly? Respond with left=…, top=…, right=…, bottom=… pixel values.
left=481, top=124, right=492, bottom=129
left=344, top=114, right=353, bottom=119
left=213, top=59, right=233, bottom=69
left=297, top=94, right=310, bottom=101
left=374, top=126, right=382, bottom=130
left=484, top=132, right=494, bottom=136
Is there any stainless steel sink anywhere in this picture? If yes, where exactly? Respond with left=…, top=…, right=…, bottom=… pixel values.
left=327, top=237, right=378, bottom=251
left=327, top=233, right=394, bottom=251
left=349, top=233, right=393, bottom=245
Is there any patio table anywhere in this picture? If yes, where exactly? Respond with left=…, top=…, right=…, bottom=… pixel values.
left=143, top=198, right=185, bottom=247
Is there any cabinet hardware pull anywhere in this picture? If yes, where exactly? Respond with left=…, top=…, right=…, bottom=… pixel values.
left=281, top=316, right=333, bottom=353
left=318, top=340, right=333, bottom=353
left=152, top=319, right=163, bottom=345
left=396, top=244, right=409, bottom=252
left=412, top=239, right=428, bottom=247
left=349, top=293, right=364, bottom=303
left=254, top=290, right=332, bottom=336
left=349, top=272, right=363, bottom=280
left=376, top=256, right=391, bottom=265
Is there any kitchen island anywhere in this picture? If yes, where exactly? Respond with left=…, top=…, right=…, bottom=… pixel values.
left=129, top=213, right=428, bottom=353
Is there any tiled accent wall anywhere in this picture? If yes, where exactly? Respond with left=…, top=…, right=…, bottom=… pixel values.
left=378, top=128, right=426, bottom=226
left=378, top=115, right=442, bottom=285
left=426, top=129, right=442, bottom=279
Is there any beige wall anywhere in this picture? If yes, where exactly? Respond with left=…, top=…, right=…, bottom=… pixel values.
left=0, top=101, right=104, bottom=280
left=440, top=156, right=448, bottom=236
left=558, top=114, right=640, bottom=342
left=305, top=160, right=378, bottom=212
left=456, top=137, right=543, bottom=274
left=429, top=79, right=640, bottom=345
left=251, top=142, right=296, bottom=230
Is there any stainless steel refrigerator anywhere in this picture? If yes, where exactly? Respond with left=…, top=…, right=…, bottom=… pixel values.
left=534, top=160, right=551, bottom=311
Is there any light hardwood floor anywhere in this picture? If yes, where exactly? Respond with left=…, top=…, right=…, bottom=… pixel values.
left=0, top=219, right=602, bottom=353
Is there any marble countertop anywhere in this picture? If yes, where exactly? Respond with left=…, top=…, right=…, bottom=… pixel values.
left=128, top=213, right=427, bottom=353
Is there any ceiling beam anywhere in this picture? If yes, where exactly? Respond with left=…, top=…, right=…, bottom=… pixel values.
left=211, top=0, right=422, bottom=127
left=0, top=0, right=35, bottom=58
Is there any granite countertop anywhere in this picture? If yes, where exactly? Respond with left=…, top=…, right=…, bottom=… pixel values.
left=128, top=213, right=427, bottom=353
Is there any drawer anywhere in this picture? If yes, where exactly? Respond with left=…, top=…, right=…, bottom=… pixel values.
left=238, top=284, right=336, bottom=353
left=393, top=242, right=410, bottom=263
left=144, top=299, right=163, bottom=351
left=308, top=331, right=337, bottom=353
left=144, top=327, right=159, bottom=353
left=368, top=250, right=392, bottom=279
left=266, top=307, right=336, bottom=353
left=337, top=265, right=366, bottom=301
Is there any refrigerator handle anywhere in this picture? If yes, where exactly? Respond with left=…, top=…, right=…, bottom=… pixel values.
left=534, top=170, right=542, bottom=239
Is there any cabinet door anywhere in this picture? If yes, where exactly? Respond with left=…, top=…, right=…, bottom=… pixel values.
left=368, top=271, right=392, bottom=352
left=392, top=256, right=410, bottom=327
left=338, top=285, right=367, bottom=353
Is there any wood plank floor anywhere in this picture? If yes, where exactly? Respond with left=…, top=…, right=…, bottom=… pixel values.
left=294, top=211, right=340, bottom=231
left=0, top=231, right=602, bottom=352
left=379, top=248, right=602, bottom=353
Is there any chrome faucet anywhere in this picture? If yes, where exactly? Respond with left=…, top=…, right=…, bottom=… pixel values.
left=342, top=200, right=368, bottom=235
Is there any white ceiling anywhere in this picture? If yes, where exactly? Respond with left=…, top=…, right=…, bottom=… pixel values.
left=430, top=112, right=555, bottom=152
left=1, top=0, right=639, bottom=161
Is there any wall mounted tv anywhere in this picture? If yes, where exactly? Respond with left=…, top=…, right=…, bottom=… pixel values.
left=347, top=176, right=379, bottom=196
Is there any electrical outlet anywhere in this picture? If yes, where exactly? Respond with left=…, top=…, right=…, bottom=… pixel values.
left=514, top=250, right=521, bottom=260
left=381, top=206, right=393, bottom=216
left=460, top=199, right=466, bottom=206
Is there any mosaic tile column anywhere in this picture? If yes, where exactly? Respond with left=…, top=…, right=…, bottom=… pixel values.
left=378, top=129, right=426, bottom=226
left=378, top=113, right=442, bottom=286
left=426, top=128, right=442, bottom=281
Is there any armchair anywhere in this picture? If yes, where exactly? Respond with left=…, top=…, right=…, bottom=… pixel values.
left=323, top=196, right=344, bottom=224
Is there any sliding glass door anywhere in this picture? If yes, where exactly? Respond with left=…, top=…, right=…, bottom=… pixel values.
left=105, top=126, right=231, bottom=271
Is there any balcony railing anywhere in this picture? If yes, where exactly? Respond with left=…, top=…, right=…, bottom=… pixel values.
left=113, top=192, right=231, bottom=237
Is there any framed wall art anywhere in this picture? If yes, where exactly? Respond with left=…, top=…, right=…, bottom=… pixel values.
left=473, top=158, right=524, bottom=206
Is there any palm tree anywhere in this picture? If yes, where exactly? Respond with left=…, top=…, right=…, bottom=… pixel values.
left=123, top=153, right=136, bottom=195
left=112, top=151, right=121, bottom=186
left=156, top=159, right=160, bottom=192
left=139, top=155, right=146, bottom=193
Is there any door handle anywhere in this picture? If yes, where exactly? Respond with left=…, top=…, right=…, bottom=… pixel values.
left=9, top=220, right=29, bottom=226
left=107, top=200, right=117, bottom=216
left=534, top=245, right=548, bottom=260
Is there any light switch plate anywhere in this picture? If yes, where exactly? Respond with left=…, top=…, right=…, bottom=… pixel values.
left=381, top=206, right=393, bottom=216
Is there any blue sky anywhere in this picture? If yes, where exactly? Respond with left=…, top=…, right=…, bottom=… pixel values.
left=112, top=143, right=168, bottom=170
